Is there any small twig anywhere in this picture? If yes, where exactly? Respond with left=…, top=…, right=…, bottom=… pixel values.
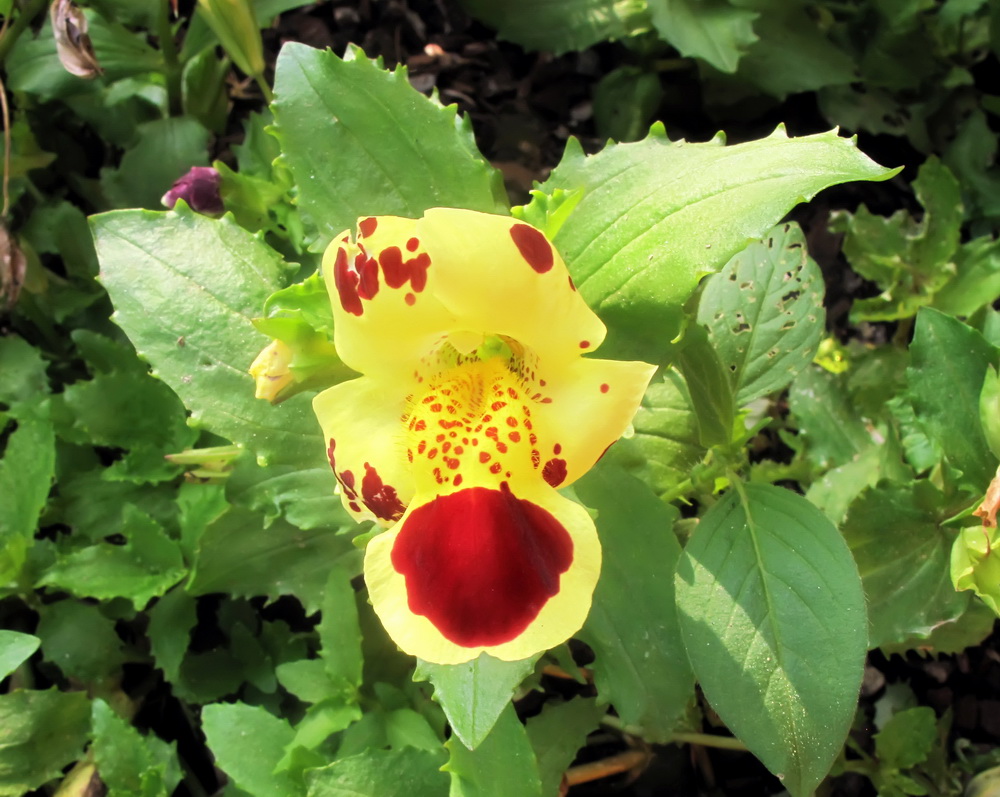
left=565, top=750, right=650, bottom=787
left=0, top=70, right=11, bottom=219
left=541, top=663, right=591, bottom=681
left=601, top=715, right=750, bottom=751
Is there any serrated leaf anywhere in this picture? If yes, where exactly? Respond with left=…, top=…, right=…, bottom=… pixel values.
left=675, top=483, right=867, bottom=797
left=445, top=704, right=542, bottom=797
left=0, top=632, right=39, bottom=681
left=456, top=0, right=649, bottom=53
left=788, top=366, right=874, bottom=470
left=226, top=459, right=348, bottom=531
left=414, top=652, right=538, bottom=750
left=698, top=222, right=825, bottom=405
left=92, top=208, right=323, bottom=469
left=576, top=463, right=693, bottom=741
left=201, top=703, right=300, bottom=797
left=187, top=507, right=358, bottom=614
left=843, top=481, right=969, bottom=649
left=306, top=749, right=448, bottom=797
left=0, top=689, right=91, bottom=797
left=147, top=587, right=197, bottom=685
left=543, top=125, right=897, bottom=361
left=272, top=43, right=506, bottom=246
left=91, top=698, right=181, bottom=797
left=0, top=336, right=48, bottom=405
left=317, top=567, right=363, bottom=696
left=874, top=706, right=937, bottom=771
left=648, top=0, right=758, bottom=73
left=908, top=308, right=999, bottom=488
left=526, top=698, right=604, bottom=797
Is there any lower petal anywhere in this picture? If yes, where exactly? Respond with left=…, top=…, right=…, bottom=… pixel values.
left=364, top=483, right=600, bottom=664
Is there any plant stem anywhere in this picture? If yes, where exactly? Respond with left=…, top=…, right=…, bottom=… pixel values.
left=669, top=731, right=749, bottom=751
left=157, top=0, right=183, bottom=116
left=253, top=72, right=273, bottom=104
left=565, top=750, right=650, bottom=786
left=0, top=0, right=49, bottom=65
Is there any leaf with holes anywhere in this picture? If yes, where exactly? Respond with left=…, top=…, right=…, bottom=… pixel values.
left=675, top=483, right=867, bottom=797
left=698, top=222, right=825, bottom=406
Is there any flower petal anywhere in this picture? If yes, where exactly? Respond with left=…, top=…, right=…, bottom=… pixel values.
left=313, top=376, right=415, bottom=525
left=532, top=357, right=657, bottom=488
left=364, top=482, right=600, bottom=664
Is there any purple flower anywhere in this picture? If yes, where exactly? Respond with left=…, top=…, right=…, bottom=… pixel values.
left=161, top=166, right=224, bottom=216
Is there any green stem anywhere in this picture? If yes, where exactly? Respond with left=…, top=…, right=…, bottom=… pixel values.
left=0, top=0, right=49, bottom=65
left=156, top=0, right=183, bottom=116
left=601, top=716, right=749, bottom=751
left=253, top=71, right=273, bottom=104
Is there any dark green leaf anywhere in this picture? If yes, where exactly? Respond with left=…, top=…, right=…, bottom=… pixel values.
left=414, top=653, right=539, bottom=750
left=526, top=698, right=604, bottom=797
left=789, top=366, right=874, bottom=470
left=92, top=208, right=323, bottom=469
left=445, top=704, right=542, bottom=797
left=37, top=601, right=125, bottom=684
left=675, top=484, right=867, bottom=797
left=675, top=325, right=736, bottom=447
left=592, top=66, right=663, bottom=143
left=272, top=43, right=506, bottom=245
left=91, top=698, right=181, bottom=797
left=147, top=587, right=198, bottom=685
left=648, top=0, right=758, bottom=72
left=698, top=222, right=825, bottom=405
left=317, top=567, right=364, bottom=696
left=306, top=749, right=448, bottom=797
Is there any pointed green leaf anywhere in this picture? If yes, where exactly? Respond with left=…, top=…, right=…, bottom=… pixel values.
left=91, top=699, right=181, bottom=797
left=543, top=126, right=897, bottom=361
left=576, top=463, right=693, bottom=741
left=414, top=652, right=539, bottom=750
left=526, top=698, right=605, bottom=797
left=675, top=483, right=867, bottom=797
left=272, top=43, right=506, bottom=246
left=0, top=632, right=39, bottom=681
left=648, top=0, right=758, bottom=73
left=306, top=749, right=448, bottom=797
left=317, top=567, right=363, bottom=696
left=445, top=704, right=542, bottom=797
left=91, top=208, right=323, bottom=469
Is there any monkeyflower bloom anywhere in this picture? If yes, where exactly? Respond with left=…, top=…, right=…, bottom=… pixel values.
left=313, top=208, right=655, bottom=664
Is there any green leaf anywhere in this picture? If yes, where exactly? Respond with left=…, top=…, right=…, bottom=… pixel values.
left=592, top=66, right=663, bottom=143
left=0, top=689, right=91, bottom=797
left=875, top=706, right=937, bottom=771
left=576, top=463, right=693, bottom=740
left=414, top=652, right=539, bottom=750
left=675, top=483, right=867, bottom=797
left=648, top=0, right=758, bottom=72
left=445, top=704, right=542, bottom=797
left=908, top=308, right=999, bottom=488
left=788, top=366, right=874, bottom=470
left=843, top=481, right=969, bottom=648
left=92, top=208, right=323, bottom=469
left=675, top=324, right=736, bottom=448
left=226, top=461, right=348, bottom=531
left=147, top=587, right=198, bottom=685
left=456, top=0, right=649, bottom=53
left=0, top=413, right=55, bottom=585
left=306, top=749, right=448, bottom=797
left=101, top=117, right=211, bottom=210
left=950, top=524, right=1000, bottom=617
left=188, top=507, right=358, bottom=613
left=698, top=222, right=825, bottom=405
left=201, top=703, right=301, bottom=797
left=272, top=43, right=507, bottom=246
left=526, top=698, right=604, bottom=797
left=317, top=566, right=364, bottom=696
left=91, top=698, right=181, bottom=797
left=0, top=336, right=48, bottom=406
left=544, top=126, right=897, bottom=361
left=0, top=632, right=39, bottom=681
left=36, top=601, right=126, bottom=684
left=38, top=506, right=185, bottom=609
left=933, top=236, right=1000, bottom=318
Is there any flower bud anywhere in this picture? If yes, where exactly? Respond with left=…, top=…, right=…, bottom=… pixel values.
left=249, top=340, right=294, bottom=403
left=50, top=0, right=102, bottom=79
left=161, top=166, right=224, bottom=216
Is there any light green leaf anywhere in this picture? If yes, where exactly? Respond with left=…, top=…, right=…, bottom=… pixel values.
left=92, top=207, right=323, bottom=469
left=445, top=704, right=542, bottom=797
left=526, top=698, right=605, bottom=797
left=844, top=481, right=969, bottom=648
left=188, top=507, right=358, bottom=614
left=306, top=749, right=448, bottom=797
left=933, top=236, right=1000, bottom=317
left=698, top=222, right=825, bottom=405
left=0, top=413, right=54, bottom=585
left=0, top=689, right=91, bottom=797
left=317, top=566, right=364, bottom=696
left=951, top=524, right=1000, bottom=617
left=788, top=366, right=874, bottom=470
left=544, top=125, right=897, bottom=361
left=201, top=703, right=300, bottom=797
left=0, top=632, right=39, bottom=681
left=675, top=324, right=736, bottom=448
left=91, top=698, right=181, bottom=797
left=675, top=483, right=867, bottom=797
left=908, top=308, right=999, bottom=488
left=456, top=0, right=649, bottom=53
left=272, top=43, right=506, bottom=246
left=414, top=652, right=539, bottom=750
left=576, top=463, right=692, bottom=741
left=874, top=706, right=937, bottom=771
left=226, top=460, right=348, bottom=531
left=648, top=0, right=758, bottom=73
left=0, top=336, right=48, bottom=406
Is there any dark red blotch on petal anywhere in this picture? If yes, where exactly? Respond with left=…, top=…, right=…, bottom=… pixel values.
left=333, top=247, right=363, bottom=316
left=510, top=224, right=554, bottom=274
left=391, top=484, right=573, bottom=647
left=362, top=463, right=406, bottom=521
left=359, top=217, right=378, bottom=237
left=542, top=458, right=567, bottom=487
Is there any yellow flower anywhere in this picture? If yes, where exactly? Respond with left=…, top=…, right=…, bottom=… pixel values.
left=249, top=340, right=294, bottom=402
left=314, top=209, right=655, bottom=664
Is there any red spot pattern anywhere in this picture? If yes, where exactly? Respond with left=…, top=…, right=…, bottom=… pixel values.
left=359, top=217, right=378, bottom=237
left=579, top=340, right=590, bottom=349
left=600, top=383, right=609, bottom=393
left=333, top=247, right=363, bottom=316
left=542, top=458, right=567, bottom=487
left=380, top=247, right=432, bottom=292
left=362, top=463, right=406, bottom=521
left=391, top=485, right=573, bottom=646
left=331, top=233, right=433, bottom=316
left=510, top=224, right=554, bottom=274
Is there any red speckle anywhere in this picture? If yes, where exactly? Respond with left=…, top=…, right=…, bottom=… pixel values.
left=539, top=380, right=547, bottom=387
left=359, top=217, right=378, bottom=237
left=579, top=340, right=590, bottom=349
left=333, top=247, right=363, bottom=316
left=431, top=403, right=443, bottom=413
left=479, top=452, right=491, bottom=463
left=341, top=470, right=356, bottom=491
left=406, top=237, right=420, bottom=252
left=428, top=448, right=438, bottom=459
left=412, top=419, right=426, bottom=431
left=553, top=443, right=562, bottom=455
left=510, top=224, right=554, bottom=274
left=356, top=252, right=379, bottom=300
left=542, top=458, right=567, bottom=487
left=361, top=463, right=406, bottom=521
left=453, top=474, right=463, bottom=487
left=506, top=417, right=518, bottom=427
left=509, top=431, right=521, bottom=443
left=491, top=401, right=507, bottom=411
left=600, top=383, right=609, bottom=393
left=380, top=247, right=432, bottom=293
left=568, top=275, right=576, bottom=291
left=445, top=458, right=460, bottom=469
left=405, top=293, right=416, bottom=306
left=490, top=462, right=502, bottom=474
left=349, top=501, right=361, bottom=513
left=496, top=442, right=508, bottom=454
left=391, top=485, right=573, bottom=647
left=327, top=438, right=337, bottom=471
